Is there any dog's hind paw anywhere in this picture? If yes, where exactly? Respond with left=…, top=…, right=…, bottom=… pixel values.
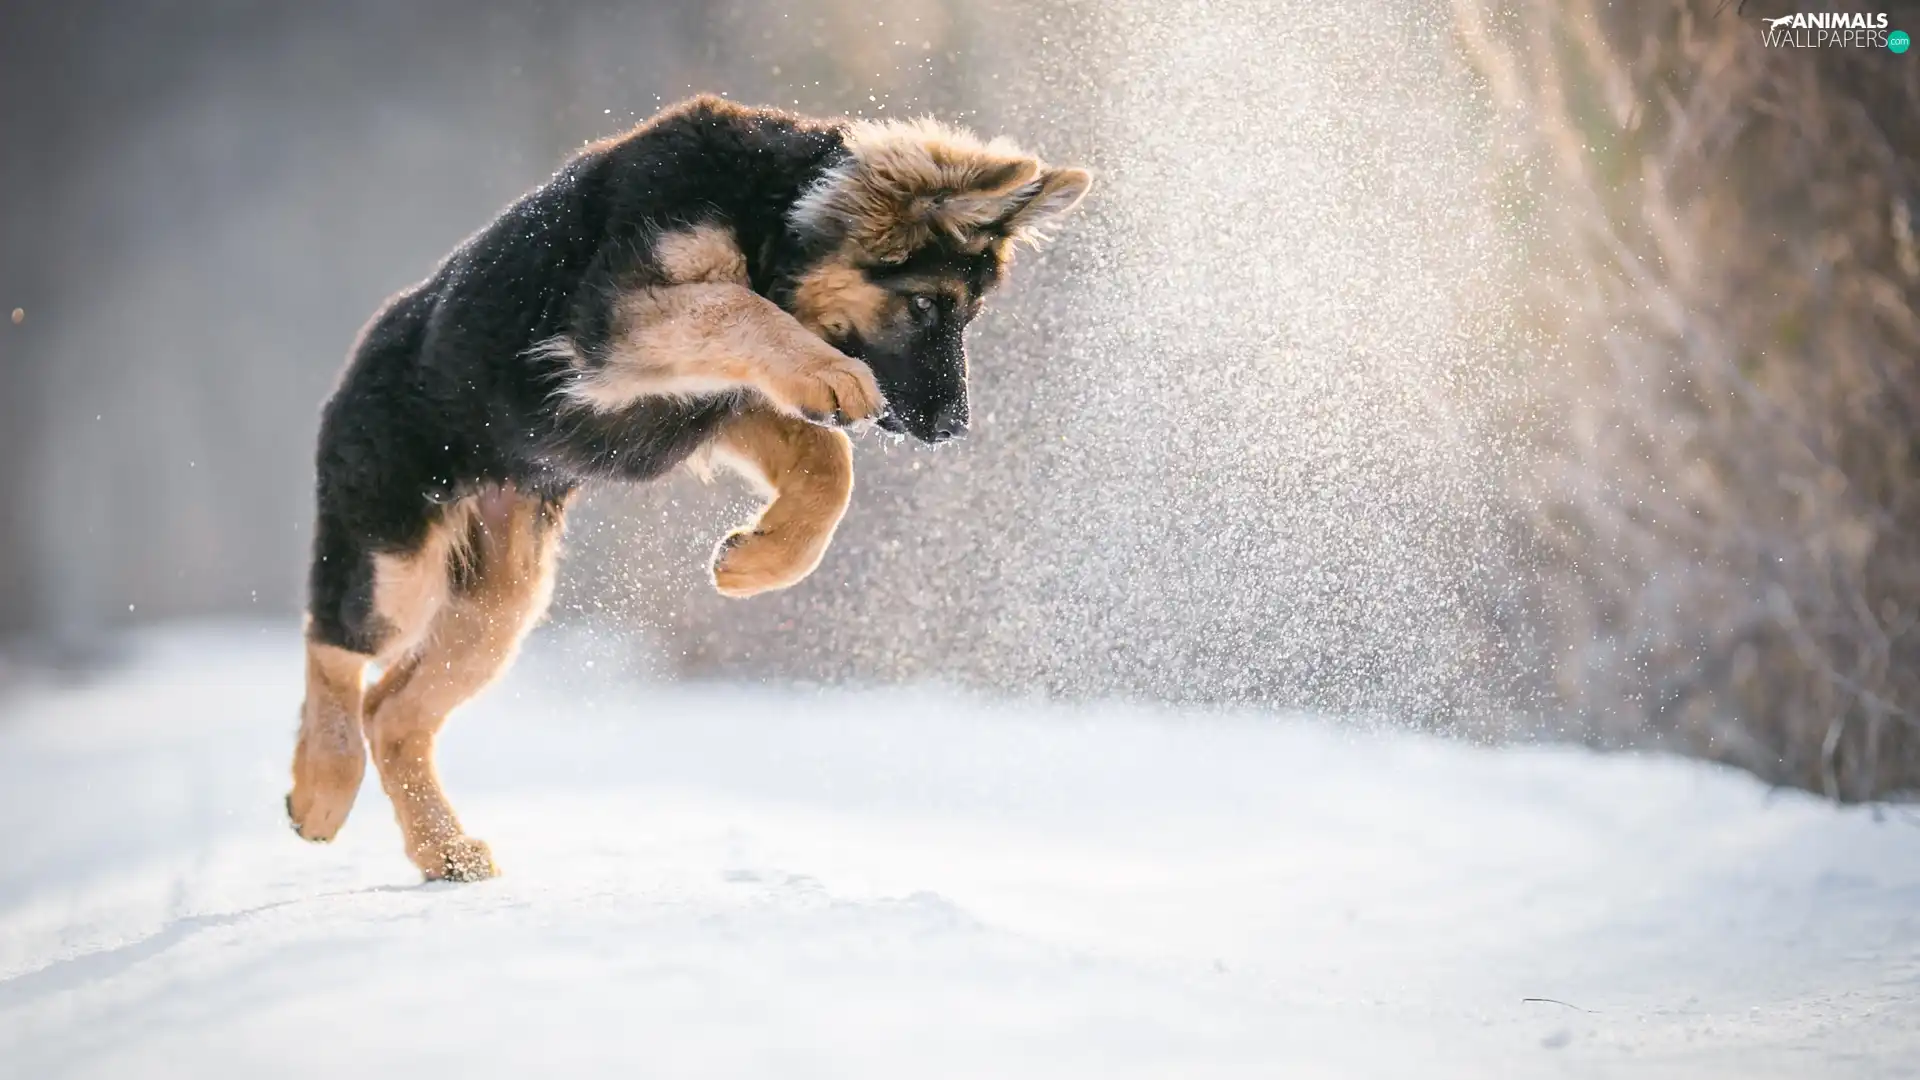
left=285, top=792, right=318, bottom=840
left=286, top=784, right=354, bottom=844
left=422, top=836, right=498, bottom=883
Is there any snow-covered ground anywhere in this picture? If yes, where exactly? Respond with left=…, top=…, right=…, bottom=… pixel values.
left=0, top=625, right=1914, bottom=1079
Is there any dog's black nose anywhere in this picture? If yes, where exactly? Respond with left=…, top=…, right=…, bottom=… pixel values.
left=929, top=407, right=968, bottom=443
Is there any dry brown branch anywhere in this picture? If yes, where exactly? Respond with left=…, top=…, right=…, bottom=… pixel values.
left=1457, top=0, right=1920, bottom=799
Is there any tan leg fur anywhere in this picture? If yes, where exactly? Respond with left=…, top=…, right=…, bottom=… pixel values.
left=289, top=489, right=561, bottom=881
left=706, top=406, right=857, bottom=598
left=287, top=499, right=479, bottom=844
left=561, top=282, right=886, bottom=426
left=288, top=639, right=369, bottom=843
left=364, top=489, right=562, bottom=881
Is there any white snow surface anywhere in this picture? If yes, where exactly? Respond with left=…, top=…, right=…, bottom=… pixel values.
left=0, top=625, right=1915, bottom=1079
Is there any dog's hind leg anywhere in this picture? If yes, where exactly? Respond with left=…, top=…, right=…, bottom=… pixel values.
left=363, top=488, right=564, bottom=881
left=288, top=639, right=370, bottom=842
left=704, top=406, right=855, bottom=598
left=290, top=507, right=454, bottom=843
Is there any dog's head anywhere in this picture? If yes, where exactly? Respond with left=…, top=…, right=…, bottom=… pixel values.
left=786, top=118, right=1091, bottom=443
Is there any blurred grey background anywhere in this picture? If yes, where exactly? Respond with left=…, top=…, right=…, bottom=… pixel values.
left=5, top=0, right=1915, bottom=799
left=0, top=0, right=1512, bottom=722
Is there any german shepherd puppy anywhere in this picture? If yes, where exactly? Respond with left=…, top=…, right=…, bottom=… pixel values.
left=286, top=96, right=1091, bottom=880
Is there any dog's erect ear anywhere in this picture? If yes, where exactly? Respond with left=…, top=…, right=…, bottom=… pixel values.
left=792, top=117, right=1092, bottom=259
left=994, top=166, right=1093, bottom=247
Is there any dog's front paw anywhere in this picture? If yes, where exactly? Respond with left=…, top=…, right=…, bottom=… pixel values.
left=767, top=351, right=886, bottom=428
left=712, top=527, right=824, bottom=598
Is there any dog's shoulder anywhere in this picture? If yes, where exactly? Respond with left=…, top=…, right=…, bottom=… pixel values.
left=587, top=97, right=845, bottom=269
left=590, top=95, right=842, bottom=178
left=416, top=97, right=848, bottom=329
left=538, top=99, right=847, bottom=338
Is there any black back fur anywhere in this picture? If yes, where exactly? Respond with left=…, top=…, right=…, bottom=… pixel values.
left=310, top=97, right=848, bottom=652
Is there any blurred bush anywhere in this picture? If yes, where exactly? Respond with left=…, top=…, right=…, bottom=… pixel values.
left=1456, top=0, right=1920, bottom=799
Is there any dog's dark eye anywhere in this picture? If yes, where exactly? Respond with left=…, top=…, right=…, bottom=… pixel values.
left=910, top=293, right=937, bottom=319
